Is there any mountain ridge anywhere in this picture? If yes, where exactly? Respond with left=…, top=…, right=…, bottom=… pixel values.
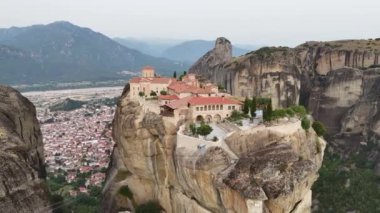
left=0, top=21, right=188, bottom=84
left=114, top=37, right=260, bottom=63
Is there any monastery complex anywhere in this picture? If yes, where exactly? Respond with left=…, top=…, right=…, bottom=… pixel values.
left=129, top=66, right=242, bottom=123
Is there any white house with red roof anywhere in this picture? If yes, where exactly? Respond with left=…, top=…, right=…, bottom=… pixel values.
left=160, top=96, right=241, bottom=122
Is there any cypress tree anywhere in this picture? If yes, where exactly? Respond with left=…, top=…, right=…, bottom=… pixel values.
left=173, top=71, right=177, bottom=78
left=267, top=99, right=273, bottom=121
left=243, top=97, right=250, bottom=115
left=251, top=97, right=257, bottom=118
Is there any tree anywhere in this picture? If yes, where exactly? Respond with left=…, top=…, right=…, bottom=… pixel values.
left=160, top=90, right=167, bottom=95
left=50, top=194, right=65, bottom=213
left=301, top=117, right=311, bottom=130
left=89, top=186, right=102, bottom=198
left=150, top=91, right=157, bottom=96
left=251, top=97, right=257, bottom=118
left=173, top=71, right=177, bottom=78
left=189, top=123, right=197, bottom=135
left=179, top=71, right=187, bottom=81
left=263, top=100, right=273, bottom=121
left=196, top=123, right=213, bottom=138
left=312, top=121, right=327, bottom=136
left=136, top=201, right=162, bottom=213
left=138, top=92, right=145, bottom=97
left=242, top=97, right=250, bottom=115
left=267, top=99, right=273, bottom=120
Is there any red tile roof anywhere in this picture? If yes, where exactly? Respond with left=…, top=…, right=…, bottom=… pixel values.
left=188, top=97, right=241, bottom=106
left=165, top=96, right=193, bottom=109
left=159, top=95, right=179, bottom=100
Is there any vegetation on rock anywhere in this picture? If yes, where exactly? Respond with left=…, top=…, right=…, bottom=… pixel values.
left=313, top=149, right=380, bottom=212
left=250, top=97, right=257, bottom=118
left=49, top=98, right=86, bottom=112
left=196, top=122, right=213, bottom=137
left=312, top=121, right=327, bottom=136
left=301, top=117, right=311, bottom=130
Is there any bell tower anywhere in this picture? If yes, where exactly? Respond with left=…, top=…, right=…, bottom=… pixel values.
left=141, top=66, right=155, bottom=78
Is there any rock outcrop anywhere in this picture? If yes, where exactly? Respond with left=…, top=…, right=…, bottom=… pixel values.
left=102, top=90, right=326, bottom=213
left=190, top=37, right=380, bottom=179
left=189, top=39, right=380, bottom=110
left=0, top=86, right=51, bottom=213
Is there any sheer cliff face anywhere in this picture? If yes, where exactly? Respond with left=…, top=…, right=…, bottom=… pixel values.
left=0, top=86, right=51, bottom=213
left=189, top=38, right=380, bottom=110
left=103, top=91, right=326, bottom=213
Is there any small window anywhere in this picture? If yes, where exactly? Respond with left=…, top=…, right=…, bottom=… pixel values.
left=220, top=105, right=223, bottom=110
left=196, top=107, right=199, bottom=111
left=228, top=106, right=231, bottom=110
left=208, top=105, right=211, bottom=110
left=216, top=105, right=219, bottom=110
left=232, top=106, right=235, bottom=110
left=212, top=105, right=215, bottom=110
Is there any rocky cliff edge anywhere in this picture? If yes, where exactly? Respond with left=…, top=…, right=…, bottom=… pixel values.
left=0, top=86, right=51, bottom=213
left=102, top=90, right=326, bottom=213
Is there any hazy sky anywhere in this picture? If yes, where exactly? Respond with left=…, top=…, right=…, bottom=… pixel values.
left=0, top=0, right=379, bottom=46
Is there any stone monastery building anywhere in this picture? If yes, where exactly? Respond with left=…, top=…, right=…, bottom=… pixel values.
left=129, top=66, right=242, bottom=122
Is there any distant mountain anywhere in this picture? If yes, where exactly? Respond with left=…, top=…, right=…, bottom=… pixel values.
left=113, top=38, right=178, bottom=57
left=161, top=40, right=255, bottom=63
left=114, top=38, right=261, bottom=63
left=0, top=21, right=188, bottom=84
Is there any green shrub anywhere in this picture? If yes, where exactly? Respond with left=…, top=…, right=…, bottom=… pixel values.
left=136, top=201, right=162, bottom=213
left=196, top=123, right=213, bottom=137
left=189, top=123, right=197, bottom=135
left=212, top=136, right=218, bottom=142
left=312, top=121, right=327, bottom=136
left=301, top=117, right=311, bottom=130
left=150, top=91, right=157, bottom=96
left=228, top=110, right=245, bottom=122
left=290, top=105, right=307, bottom=117
left=138, top=92, right=145, bottom=97
left=272, top=109, right=287, bottom=119
left=119, top=185, right=133, bottom=199
left=160, top=90, right=167, bottom=95
left=286, top=108, right=295, bottom=117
